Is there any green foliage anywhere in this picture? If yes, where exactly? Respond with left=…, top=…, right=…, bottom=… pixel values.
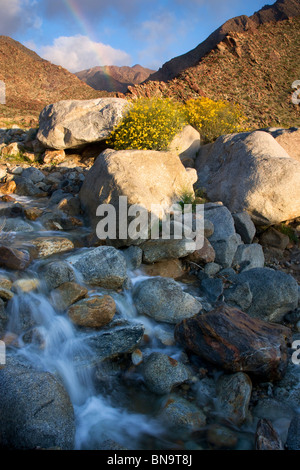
left=277, top=223, right=298, bottom=243
left=185, top=97, right=248, bottom=144
left=1, top=152, right=31, bottom=164
left=177, top=188, right=208, bottom=213
left=107, top=97, right=187, bottom=151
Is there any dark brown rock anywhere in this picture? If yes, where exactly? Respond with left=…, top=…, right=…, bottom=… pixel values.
left=185, top=237, right=215, bottom=265
left=52, top=281, right=88, bottom=311
left=174, top=305, right=291, bottom=381
left=0, top=246, right=31, bottom=270
left=255, top=419, right=284, bottom=450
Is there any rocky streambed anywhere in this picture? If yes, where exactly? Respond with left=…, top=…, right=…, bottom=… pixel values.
left=0, top=111, right=300, bottom=451
left=0, top=159, right=298, bottom=451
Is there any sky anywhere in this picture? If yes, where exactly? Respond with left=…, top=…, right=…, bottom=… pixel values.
left=0, top=0, right=271, bottom=72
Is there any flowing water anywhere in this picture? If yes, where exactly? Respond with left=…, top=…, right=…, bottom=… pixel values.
left=1, top=195, right=258, bottom=450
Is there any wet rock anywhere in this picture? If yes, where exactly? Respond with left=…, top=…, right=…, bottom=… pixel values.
left=142, top=259, right=184, bottom=279
left=232, top=244, right=265, bottom=272
left=0, top=277, right=12, bottom=290
left=40, top=260, right=76, bottom=289
left=30, top=237, right=74, bottom=258
left=21, top=167, right=45, bottom=184
left=131, top=349, right=143, bottom=366
left=3, top=217, right=33, bottom=232
left=24, top=207, right=43, bottom=221
left=0, top=287, right=14, bottom=301
left=216, top=372, right=252, bottom=426
left=57, top=197, right=81, bottom=217
left=174, top=305, right=291, bottom=381
left=0, top=246, right=31, bottom=270
left=39, top=210, right=79, bottom=231
left=158, top=395, right=206, bottom=433
left=233, top=212, right=256, bottom=244
left=207, top=424, right=238, bottom=449
left=14, top=177, right=45, bottom=197
left=122, top=245, right=143, bottom=270
left=237, top=268, right=299, bottom=322
left=142, top=352, right=190, bottom=395
left=204, top=205, right=239, bottom=267
left=133, top=277, right=202, bottom=324
left=273, top=360, right=300, bottom=408
left=185, top=237, right=215, bottom=265
left=0, top=356, right=75, bottom=449
left=52, top=282, right=88, bottom=311
left=71, top=246, right=128, bottom=290
left=153, top=324, right=176, bottom=346
left=255, top=419, right=284, bottom=450
left=286, top=415, right=300, bottom=450
left=83, top=322, right=145, bottom=365
left=0, top=298, right=8, bottom=336
left=12, top=279, right=40, bottom=293
left=252, top=398, right=294, bottom=445
left=68, top=295, right=116, bottom=328
left=141, top=239, right=195, bottom=264
left=0, top=180, right=16, bottom=194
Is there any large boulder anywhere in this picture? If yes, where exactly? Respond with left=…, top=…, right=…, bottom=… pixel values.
left=195, top=131, right=300, bottom=225
left=264, top=127, right=300, bottom=162
left=79, top=148, right=195, bottom=246
left=37, top=98, right=128, bottom=150
left=0, top=356, right=75, bottom=449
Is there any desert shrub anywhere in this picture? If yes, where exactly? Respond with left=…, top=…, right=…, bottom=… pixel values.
left=185, top=97, right=248, bottom=144
left=107, top=97, right=187, bottom=151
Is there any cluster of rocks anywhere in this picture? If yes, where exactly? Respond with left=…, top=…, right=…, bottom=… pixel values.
left=0, top=98, right=299, bottom=450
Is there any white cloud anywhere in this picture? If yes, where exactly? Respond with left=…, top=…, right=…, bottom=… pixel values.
left=0, top=0, right=41, bottom=35
left=137, top=12, right=189, bottom=69
left=39, top=35, right=132, bottom=72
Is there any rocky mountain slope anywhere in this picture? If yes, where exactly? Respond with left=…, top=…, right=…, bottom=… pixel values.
left=128, top=15, right=300, bottom=128
left=75, top=64, right=155, bottom=93
left=147, top=0, right=300, bottom=83
left=0, top=36, right=111, bottom=128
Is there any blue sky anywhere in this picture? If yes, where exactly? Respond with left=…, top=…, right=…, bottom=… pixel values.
left=0, top=0, right=270, bottom=72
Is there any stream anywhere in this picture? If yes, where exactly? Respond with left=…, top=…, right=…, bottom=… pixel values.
left=1, top=195, right=258, bottom=450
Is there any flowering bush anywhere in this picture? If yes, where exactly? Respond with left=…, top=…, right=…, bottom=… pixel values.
left=107, top=97, right=187, bottom=151
left=185, top=97, right=248, bottom=144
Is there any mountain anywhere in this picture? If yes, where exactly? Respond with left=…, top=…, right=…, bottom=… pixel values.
left=75, top=65, right=156, bottom=93
left=146, top=0, right=300, bottom=83
left=0, top=36, right=112, bottom=127
left=128, top=1, right=300, bottom=128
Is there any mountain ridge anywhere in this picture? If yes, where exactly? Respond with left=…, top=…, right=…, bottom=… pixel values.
left=0, top=36, right=111, bottom=127
left=146, top=0, right=300, bottom=83
left=75, top=64, right=155, bottom=93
